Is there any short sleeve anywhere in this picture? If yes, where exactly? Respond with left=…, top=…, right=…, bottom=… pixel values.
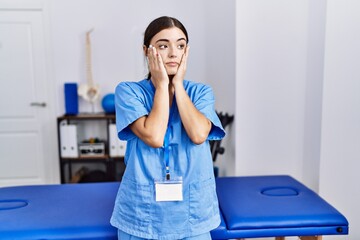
left=190, top=84, right=226, bottom=141
left=115, top=82, right=149, bottom=140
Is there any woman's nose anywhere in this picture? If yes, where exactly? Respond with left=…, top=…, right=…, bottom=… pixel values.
left=168, top=46, right=177, bottom=58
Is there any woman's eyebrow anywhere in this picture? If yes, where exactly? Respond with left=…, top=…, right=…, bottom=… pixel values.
left=177, top=38, right=187, bottom=42
left=155, top=38, right=187, bottom=43
left=155, top=39, right=169, bottom=43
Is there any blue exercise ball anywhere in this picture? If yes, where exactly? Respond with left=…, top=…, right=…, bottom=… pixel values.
left=101, top=93, right=115, bottom=114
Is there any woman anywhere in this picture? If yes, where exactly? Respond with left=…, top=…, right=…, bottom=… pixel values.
left=110, top=16, right=225, bottom=240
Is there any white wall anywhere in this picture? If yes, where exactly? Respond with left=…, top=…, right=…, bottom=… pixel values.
left=320, top=0, right=360, bottom=239
left=204, top=0, right=236, bottom=176
left=235, top=0, right=323, bottom=189
left=47, top=0, right=210, bottom=114
left=302, top=0, right=327, bottom=192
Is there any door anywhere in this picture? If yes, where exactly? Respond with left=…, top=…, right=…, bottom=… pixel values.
left=0, top=9, right=58, bottom=186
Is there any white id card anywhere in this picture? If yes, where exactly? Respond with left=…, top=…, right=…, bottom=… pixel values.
left=155, top=180, right=183, bottom=202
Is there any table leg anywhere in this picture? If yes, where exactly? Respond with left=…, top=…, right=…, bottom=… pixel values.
left=299, top=236, right=322, bottom=240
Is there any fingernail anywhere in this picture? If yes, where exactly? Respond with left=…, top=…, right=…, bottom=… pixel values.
left=149, top=45, right=153, bottom=49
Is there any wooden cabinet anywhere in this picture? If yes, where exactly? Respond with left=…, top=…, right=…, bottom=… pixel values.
left=57, top=114, right=125, bottom=183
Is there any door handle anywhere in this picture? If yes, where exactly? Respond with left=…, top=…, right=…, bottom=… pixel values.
left=30, top=102, right=47, bottom=107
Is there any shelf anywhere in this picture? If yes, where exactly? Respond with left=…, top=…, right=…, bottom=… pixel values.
left=58, top=113, right=115, bottom=121
left=61, top=156, right=124, bottom=161
left=57, top=114, right=125, bottom=183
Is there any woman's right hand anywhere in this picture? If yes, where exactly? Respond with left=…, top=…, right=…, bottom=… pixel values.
left=147, top=45, right=169, bottom=89
left=130, top=45, right=170, bottom=148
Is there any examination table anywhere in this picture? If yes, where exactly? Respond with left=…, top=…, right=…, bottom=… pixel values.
left=0, top=175, right=348, bottom=239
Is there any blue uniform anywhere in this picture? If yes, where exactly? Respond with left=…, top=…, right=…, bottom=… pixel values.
left=110, top=79, right=225, bottom=240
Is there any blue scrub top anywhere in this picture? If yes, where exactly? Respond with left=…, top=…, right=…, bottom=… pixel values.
left=110, top=79, right=225, bottom=240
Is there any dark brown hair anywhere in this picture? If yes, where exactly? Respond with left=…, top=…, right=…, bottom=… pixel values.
left=144, top=16, right=189, bottom=79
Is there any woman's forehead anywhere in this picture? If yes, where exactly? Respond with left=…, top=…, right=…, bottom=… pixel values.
left=151, top=27, right=187, bottom=43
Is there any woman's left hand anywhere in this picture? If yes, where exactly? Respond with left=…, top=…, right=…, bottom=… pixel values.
left=171, top=45, right=211, bottom=144
left=172, top=46, right=190, bottom=87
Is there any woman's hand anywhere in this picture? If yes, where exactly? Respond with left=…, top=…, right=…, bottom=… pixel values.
left=172, top=46, right=211, bottom=145
left=130, top=45, right=170, bottom=148
left=147, top=46, right=169, bottom=89
left=172, top=46, right=190, bottom=87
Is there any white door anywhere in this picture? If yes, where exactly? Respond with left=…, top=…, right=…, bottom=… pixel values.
left=0, top=9, right=58, bottom=186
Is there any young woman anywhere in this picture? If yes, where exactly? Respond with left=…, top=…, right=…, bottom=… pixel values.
left=110, top=16, right=225, bottom=240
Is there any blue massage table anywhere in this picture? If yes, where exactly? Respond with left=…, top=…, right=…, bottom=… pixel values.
left=0, top=175, right=348, bottom=239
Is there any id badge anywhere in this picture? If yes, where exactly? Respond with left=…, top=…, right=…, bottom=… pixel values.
left=155, top=178, right=183, bottom=202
